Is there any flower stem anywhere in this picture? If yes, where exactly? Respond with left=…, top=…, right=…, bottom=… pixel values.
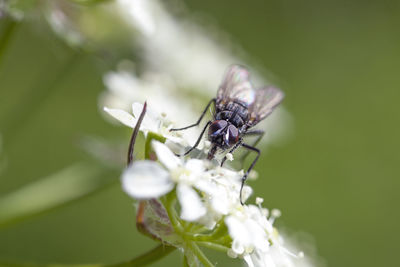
left=0, top=244, right=175, bottom=267
left=182, top=255, right=190, bottom=267
left=186, top=221, right=228, bottom=242
left=196, top=241, right=229, bottom=253
left=187, top=242, right=215, bottom=267
left=162, top=191, right=184, bottom=234
left=144, top=132, right=166, bottom=159
left=112, top=244, right=175, bottom=267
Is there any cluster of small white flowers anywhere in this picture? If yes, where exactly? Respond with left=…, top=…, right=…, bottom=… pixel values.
left=123, top=140, right=252, bottom=225
left=105, top=102, right=309, bottom=267
left=101, top=67, right=201, bottom=144
left=104, top=102, right=199, bottom=148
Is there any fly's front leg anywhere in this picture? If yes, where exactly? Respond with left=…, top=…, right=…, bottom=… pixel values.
left=179, top=121, right=212, bottom=156
left=220, top=138, right=243, bottom=167
left=240, top=129, right=264, bottom=165
left=170, top=98, right=216, bottom=131
left=239, top=143, right=261, bottom=205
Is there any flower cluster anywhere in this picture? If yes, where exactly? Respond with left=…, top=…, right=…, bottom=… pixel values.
left=105, top=102, right=309, bottom=267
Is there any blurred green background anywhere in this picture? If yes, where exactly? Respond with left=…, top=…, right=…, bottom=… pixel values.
left=0, top=0, right=399, bottom=267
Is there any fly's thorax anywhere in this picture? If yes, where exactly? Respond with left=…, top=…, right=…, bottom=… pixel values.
left=215, top=101, right=249, bottom=128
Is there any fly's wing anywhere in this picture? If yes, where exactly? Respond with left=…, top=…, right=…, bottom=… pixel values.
left=217, top=65, right=256, bottom=105
left=248, top=87, right=284, bottom=126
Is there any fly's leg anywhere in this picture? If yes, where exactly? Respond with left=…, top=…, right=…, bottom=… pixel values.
left=179, top=121, right=212, bottom=156
left=240, top=129, right=264, bottom=166
left=239, top=143, right=261, bottom=205
left=170, top=98, right=216, bottom=131
left=220, top=138, right=243, bottom=167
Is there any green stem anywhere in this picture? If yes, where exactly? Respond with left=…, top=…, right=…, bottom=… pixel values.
left=196, top=242, right=229, bottom=253
left=162, top=191, right=184, bottom=234
left=111, top=244, right=175, bottom=267
left=183, top=222, right=208, bottom=234
left=182, top=255, right=189, bottom=267
left=0, top=244, right=175, bottom=267
left=187, top=242, right=215, bottom=267
left=144, top=132, right=166, bottom=159
left=185, top=221, right=227, bottom=242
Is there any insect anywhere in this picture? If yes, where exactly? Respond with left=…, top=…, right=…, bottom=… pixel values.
left=170, top=65, right=284, bottom=204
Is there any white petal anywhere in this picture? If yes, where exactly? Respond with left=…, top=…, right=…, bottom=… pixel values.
left=264, top=255, right=277, bottom=267
left=132, top=102, right=159, bottom=133
left=246, top=219, right=269, bottom=251
left=177, top=184, right=206, bottom=221
left=185, top=159, right=205, bottom=174
left=210, top=187, right=230, bottom=215
left=132, top=102, right=145, bottom=117
left=104, top=107, right=137, bottom=128
left=249, top=250, right=271, bottom=267
left=232, top=239, right=245, bottom=255
left=225, top=216, right=251, bottom=251
left=244, top=254, right=255, bottom=267
left=152, top=140, right=181, bottom=170
left=122, top=160, right=173, bottom=199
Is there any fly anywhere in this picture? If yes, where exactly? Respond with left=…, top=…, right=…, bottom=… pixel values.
left=170, top=65, right=284, bottom=204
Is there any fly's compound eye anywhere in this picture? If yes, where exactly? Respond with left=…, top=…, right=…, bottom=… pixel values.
left=209, top=120, right=228, bottom=137
left=225, top=125, right=239, bottom=146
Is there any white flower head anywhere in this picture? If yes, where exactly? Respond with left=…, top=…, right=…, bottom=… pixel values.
left=105, top=100, right=313, bottom=266
left=225, top=203, right=310, bottom=267
left=121, top=140, right=252, bottom=225
left=101, top=69, right=202, bottom=146
left=104, top=102, right=191, bottom=146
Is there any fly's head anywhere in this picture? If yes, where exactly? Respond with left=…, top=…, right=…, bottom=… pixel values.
left=208, top=120, right=239, bottom=149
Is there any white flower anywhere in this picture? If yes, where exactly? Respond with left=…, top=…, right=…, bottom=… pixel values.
left=101, top=69, right=202, bottom=145
left=225, top=203, right=308, bottom=267
left=225, top=205, right=272, bottom=256
left=121, top=140, right=252, bottom=225
left=122, top=160, right=174, bottom=199
left=104, top=102, right=191, bottom=146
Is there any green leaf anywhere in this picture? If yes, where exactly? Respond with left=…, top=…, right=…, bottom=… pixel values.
left=0, top=163, right=116, bottom=229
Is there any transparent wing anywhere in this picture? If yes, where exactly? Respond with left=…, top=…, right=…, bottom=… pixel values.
left=217, top=65, right=256, bottom=105
left=249, top=86, right=284, bottom=125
